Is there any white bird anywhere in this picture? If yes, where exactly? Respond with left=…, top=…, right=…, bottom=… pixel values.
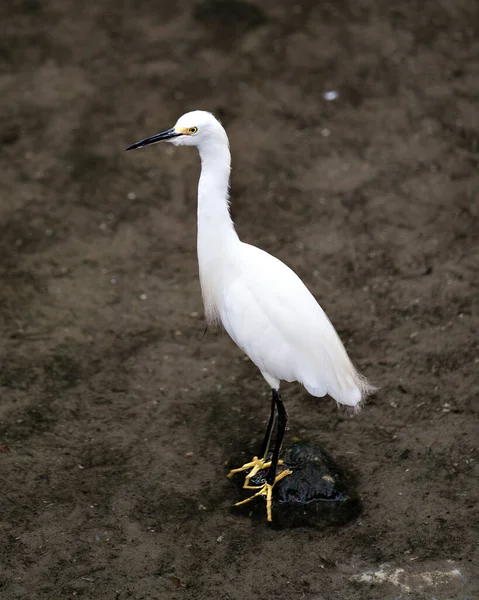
left=126, top=110, right=375, bottom=521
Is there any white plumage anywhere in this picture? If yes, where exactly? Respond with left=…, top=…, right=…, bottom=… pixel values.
left=166, top=110, right=374, bottom=408
left=127, top=109, right=375, bottom=521
left=218, top=243, right=370, bottom=407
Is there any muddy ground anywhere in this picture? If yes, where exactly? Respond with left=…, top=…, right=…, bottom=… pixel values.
left=1, top=0, right=478, bottom=598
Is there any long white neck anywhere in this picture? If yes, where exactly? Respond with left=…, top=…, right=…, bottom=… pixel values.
left=197, top=138, right=237, bottom=242
left=196, top=135, right=240, bottom=323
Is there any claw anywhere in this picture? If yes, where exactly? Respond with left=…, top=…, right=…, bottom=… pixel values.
left=227, top=456, right=287, bottom=489
left=234, top=469, right=292, bottom=521
left=227, top=456, right=265, bottom=480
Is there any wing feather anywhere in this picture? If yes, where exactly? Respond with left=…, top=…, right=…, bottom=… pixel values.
left=219, top=243, right=374, bottom=406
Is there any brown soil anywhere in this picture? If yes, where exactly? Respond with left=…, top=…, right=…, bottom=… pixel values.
left=1, top=1, right=478, bottom=598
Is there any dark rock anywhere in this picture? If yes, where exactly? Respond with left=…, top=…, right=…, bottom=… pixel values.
left=231, top=441, right=362, bottom=528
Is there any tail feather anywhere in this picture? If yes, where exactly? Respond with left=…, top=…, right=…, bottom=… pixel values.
left=303, top=347, right=378, bottom=409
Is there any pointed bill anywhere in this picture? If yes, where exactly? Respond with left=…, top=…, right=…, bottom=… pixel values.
left=125, top=127, right=181, bottom=151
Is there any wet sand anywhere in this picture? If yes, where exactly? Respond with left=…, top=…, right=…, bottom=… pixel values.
left=1, top=1, right=478, bottom=598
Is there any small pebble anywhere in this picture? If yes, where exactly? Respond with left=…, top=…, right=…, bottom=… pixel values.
left=324, top=90, right=339, bottom=101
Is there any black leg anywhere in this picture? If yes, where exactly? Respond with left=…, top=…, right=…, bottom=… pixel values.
left=266, top=389, right=288, bottom=486
left=260, top=391, right=277, bottom=460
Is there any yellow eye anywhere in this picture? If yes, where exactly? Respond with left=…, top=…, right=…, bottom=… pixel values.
left=188, top=126, right=198, bottom=134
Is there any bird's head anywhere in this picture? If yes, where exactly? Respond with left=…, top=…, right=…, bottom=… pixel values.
left=126, top=110, right=227, bottom=152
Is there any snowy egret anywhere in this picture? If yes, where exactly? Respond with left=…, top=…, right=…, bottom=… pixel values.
left=126, top=110, right=375, bottom=522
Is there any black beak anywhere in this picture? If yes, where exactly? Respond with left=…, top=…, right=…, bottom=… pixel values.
left=125, top=127, right=182, bottom=151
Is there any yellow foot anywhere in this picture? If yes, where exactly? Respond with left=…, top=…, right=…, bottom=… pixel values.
left=227, top=456, right=287, bottom=489
left=228, top=456, right=267, bottom=486
left=227, top=456, right=290, bottom=490
left=233, top=470, right=293, bottom=522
